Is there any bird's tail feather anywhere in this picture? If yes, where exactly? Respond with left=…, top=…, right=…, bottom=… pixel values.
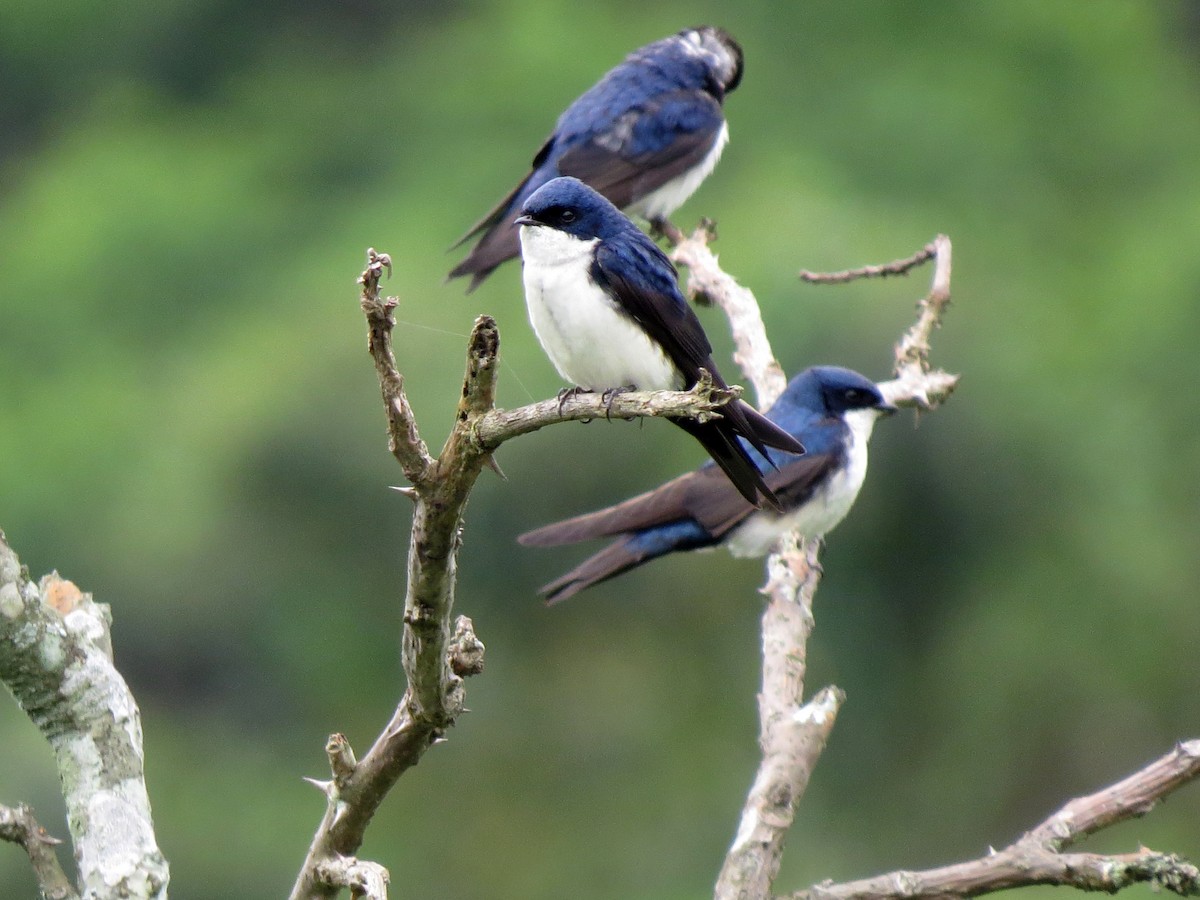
left=671, top=415, right=783, bottom=511
left=539, top=536, right=651, bottom=605
left=448, top=168, right=558, bottom=290
left=722, top=399, right=806, bottom=460
left=447, top=226, right=520, bottom=291
left=518, top=473, right=692, bottom=547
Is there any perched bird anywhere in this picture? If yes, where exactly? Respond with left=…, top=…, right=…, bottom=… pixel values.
left=515, top=175, right=805, bottom=510
left=449, top=25, right=743, bottom=290
left=519, top=366, right=896, bottom=603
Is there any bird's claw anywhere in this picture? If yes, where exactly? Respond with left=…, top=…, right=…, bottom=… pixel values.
left=557, top=386, right=590, bottom=415
left=600, top=384, right=635, bottom=420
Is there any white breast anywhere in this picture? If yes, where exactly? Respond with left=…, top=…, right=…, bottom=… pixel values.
left=724, top=408, right=879, bottom=558
left=627, top=122, right=729, bottom=222
left=519, top=226, right=681, bottom=391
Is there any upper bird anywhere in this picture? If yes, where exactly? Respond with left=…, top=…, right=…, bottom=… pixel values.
left=519, top=366, right=897, bottom=603
left=448, top=25, right=743, bottom=291
left=515, top=175, right=805, bottom=511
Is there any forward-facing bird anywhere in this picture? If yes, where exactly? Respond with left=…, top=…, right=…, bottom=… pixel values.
left=519, top=366, right=896, bottom=603
left=515, top=175, right=805, bottom=510
left=449, top=25, right=743, bottom=290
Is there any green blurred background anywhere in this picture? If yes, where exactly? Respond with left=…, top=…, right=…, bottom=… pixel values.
left=3, top=1, right=1199, bottom=897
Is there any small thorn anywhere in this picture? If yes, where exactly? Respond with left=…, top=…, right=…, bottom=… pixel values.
left=484, top=453, right=507, bottom=479
left=303, top=776, right=334, bottom=795
left=389, top=485, right=418, bottom=501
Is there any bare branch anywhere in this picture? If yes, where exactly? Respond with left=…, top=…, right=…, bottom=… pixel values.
left=0, top=531, right=169, bottom=899
left=358, top=248, right=435, bottom=486
left=1032, top=738, right=1200, bottom=845
left=0, top=803, right=77, bottom=900
left=878, top=235, right=958, bottom=411
left=672, top=221, right=788, bottom=407
left=789, top=740, right=1200, bottom=900
left=290, top=263, right=501, bottom=900
left=715, top=535, right=844, bottom=899
left=669, top=225, right=856, bottom=900
left=472, top=373, right=739, bottom=449
left=297, top=249, right=781, bottom=897
left=313, top=857, right=390, bottom=900
left=798, top=242, right=937, bottom=284
left=668, top=227, right=961, bottom=900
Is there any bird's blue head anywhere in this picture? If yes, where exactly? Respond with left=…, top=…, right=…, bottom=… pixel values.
left=779, top=366, right=897, bottom=420
left=515, top=176, right=632, bottom=241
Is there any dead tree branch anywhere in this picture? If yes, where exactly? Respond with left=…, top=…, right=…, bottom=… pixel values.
left=789, top=739, right=1200, bottom=900
left=291, top=249, right=756, bottom=899
left=290, top=255, right=497, bottom=900
left=672, top=221, right=788, bottom=407
left=0, top=803, right=76, bottom=900
left=672, top=229, right=958, bottom=900
left=798, top=242, right=937, bottom=284
left=0, top=531, right=169, bottom=899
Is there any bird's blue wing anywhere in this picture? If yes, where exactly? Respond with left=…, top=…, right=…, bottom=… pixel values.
left=556, top=91, right=725, bottom=211
left=518, top=447, right=841, bottom=547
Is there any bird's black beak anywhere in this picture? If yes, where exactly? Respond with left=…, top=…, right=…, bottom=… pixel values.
left=514, top=214, right=537, bottom=227
left=876, top=400, right=899, bottom=417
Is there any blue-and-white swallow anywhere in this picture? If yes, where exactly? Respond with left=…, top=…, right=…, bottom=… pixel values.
left=519, top=366, right=896, bottom=603
left=514, top=175, right=806, bottom=511
left=449, top=25, right=743, bottom=291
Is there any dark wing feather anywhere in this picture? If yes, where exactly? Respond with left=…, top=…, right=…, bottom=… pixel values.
left=519, top=468, right=727, bottom=547
left=591, top=245, right=805, bottom=463
left=520, top=449, right=841, bottom=549
left=689, top=451, right=842, bottom=537
left=447, top=138, right=558, bottom=290
left=670, top=415, right=776, bottom=508
left=525, top=452, right=842, bottom=604
left=590, top=240, right=714, bottom=383
left=538, top=536, right=652, bottom=605
left=721, top=400, right=808, bottom=458
left=555, top=92, right=725, bottom=210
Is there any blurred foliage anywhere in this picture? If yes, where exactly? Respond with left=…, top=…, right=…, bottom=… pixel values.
left=2, top=1, right=1200, bottom=897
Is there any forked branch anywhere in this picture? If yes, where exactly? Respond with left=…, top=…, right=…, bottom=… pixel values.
left=291, top=250, right=763, bottom=899
left=790, top=740, right=1200, bottom=900
left=671, top=229, right=956, bottom=900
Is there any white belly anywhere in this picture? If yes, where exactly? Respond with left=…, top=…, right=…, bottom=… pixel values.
left=628, top=122, right=729, bottom=221
left=520, top=226, right=681, bottom=391
left=725, top=408, right=877, bottom=557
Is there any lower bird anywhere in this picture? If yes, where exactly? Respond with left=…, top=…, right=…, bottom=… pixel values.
left=515, top=175, right=804, bottom=510
left=519, top=366, right=896, bottom=604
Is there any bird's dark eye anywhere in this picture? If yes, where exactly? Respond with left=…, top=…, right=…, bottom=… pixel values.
left=559, top=209, right=576, bottom=223
left=844, top=389, right=865, bottom=404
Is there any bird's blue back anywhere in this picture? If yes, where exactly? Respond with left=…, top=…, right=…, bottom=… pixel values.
left=555, top=37, right=722, bottom=151
left=515, top=35, right=727, bottom=213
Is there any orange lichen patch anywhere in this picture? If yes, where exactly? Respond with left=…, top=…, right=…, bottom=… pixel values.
left=43, top=575, right=83, bottom=615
